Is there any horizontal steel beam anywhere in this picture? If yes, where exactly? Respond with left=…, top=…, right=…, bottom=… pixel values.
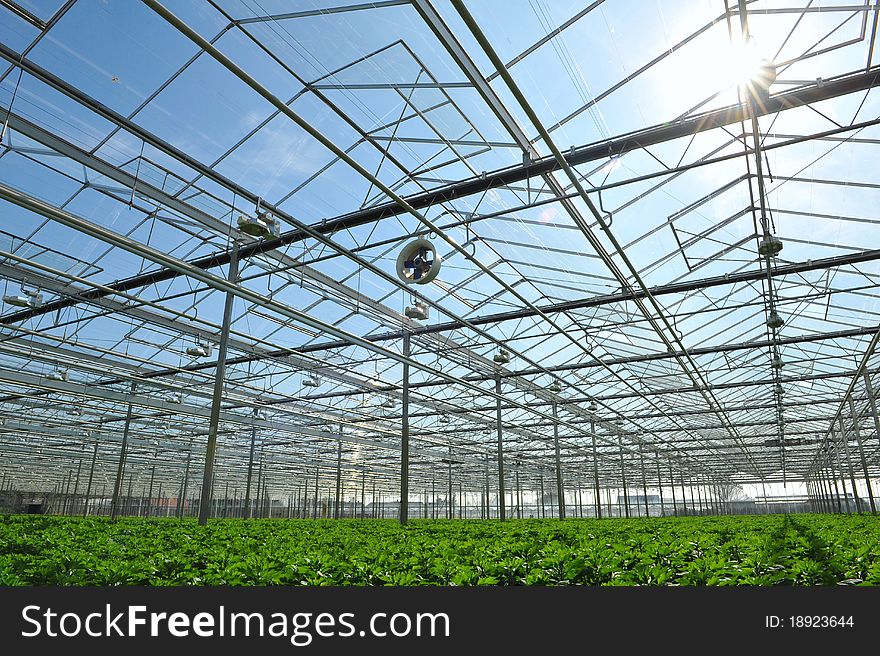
left=1, top=35, right=877, bottom=327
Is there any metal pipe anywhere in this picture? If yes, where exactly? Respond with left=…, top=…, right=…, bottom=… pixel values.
left=848, top=397, right=876, bottom=514
left=496, top=374, right=505, bottom=521
left=399, top=331, right=410, bottom=525
left=552, top=401, right=565, bottom=520
left=109, top=381, right=136, bottom=521
left=244, top=407, right=258, bottom=519
left=334, top=438, right=342, bottom=520
left=198, top=239, right=239, bottom=524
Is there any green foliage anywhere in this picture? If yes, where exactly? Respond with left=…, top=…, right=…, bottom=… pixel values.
left=0, top=513, right=878, bottom=586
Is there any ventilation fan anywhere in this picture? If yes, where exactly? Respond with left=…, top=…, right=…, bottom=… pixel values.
left=405, top=300, right=429, bottom=320
left=396, top=238, right=441, bottom=285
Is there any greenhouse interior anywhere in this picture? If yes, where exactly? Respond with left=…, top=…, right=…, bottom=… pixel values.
left=1, top=0, right=880, bottom=587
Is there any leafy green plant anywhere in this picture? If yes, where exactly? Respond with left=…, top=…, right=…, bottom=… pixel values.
left=0, top=514, right=878, bottom=586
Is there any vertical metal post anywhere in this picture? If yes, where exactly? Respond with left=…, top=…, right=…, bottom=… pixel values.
left=198, top=239, right=239, bottom=525
left=656, top=460, right=664, bottom=516
left=400, top=331, right=410, bottom=524
left=360, top=468, right=366, bottom=519
left=639, top=443, right=649, bottom=517
left=125, top=474, right=133, bottom=517
left=837, top=418, right=862, bottom=513
left=334, top=437, right=342, bottom=520
left=72, top=458, right=82, bottom=516
left=146, top=448, right=156, bottom=518
left=61, top=470, right=72, bottom=516
left=495, top=374, right=506, bottom=521
left=591, top=417, right=601, bottom=518
left=313, top=467, right=319, bottom=519
left=830, top=460, right=844, bottom=513
left=110, top=382, right=137, bottom=521
left=863, top=372, right=880, bottom=448
left=255, top=453, right=264, bottom=518
left=539, top=474, right=545, bottom=518
left=244, top=407, right=258, bottom=519
left=848, top=397, right=876, bottom=514
left=552, top=401, right=565, bottom=520
left=669, top=465, right=678, bottom=517
left=618, top=430, right=629, bottom=518
left=178, top=443, right=191, bottom=518
left=679, top=468, right=688, bottom=516
left=515, top=466, right=521, bottom=519
left=447, top=444, right=453, bottom=519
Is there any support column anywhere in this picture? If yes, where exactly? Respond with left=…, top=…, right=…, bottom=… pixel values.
left=178, top=442, right=192, bottom=518
left=515, top=465, right=522, bottom=519
left=447, top=444, right=453, bottom=520
left=312, top=467, right=319, bottom=519
left=618, top=430, right=629, bottom=518
left=669, top=465, right=678, bottom=517
left=591, top=417, right=601, bottom=518
left=552, top=401, right=565, bottom=520
left=837, top=418, right=862, bottom=513
left=244, top=407, right=258, bottom=519
left=539, top=474, right=545, bottom=518
left=639, top=443, right=649, bottom=517
left=830, top=460, right=844, bottom=513
left=110, top=381, right=137, bottom=521
left=334, top=437, right=342, bottom=520
left=360, top=468, right=366, bottom=519
left=399, top=331, right=410, bottom=525
left=863, top=372, right=880, bottom=448
left=495, top=374, right=506, bottom=521
left=198, top=239, right=239, bottom=526
left=848, top=397, right=876, bottom=514
left=656, top=460, right=664, bottom=516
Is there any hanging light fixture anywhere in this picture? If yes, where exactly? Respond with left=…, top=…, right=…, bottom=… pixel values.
left=493, top=348, right=510, bottom=364
left=404, top=300, right=429, bottom=321
left=381, top=398, right=395, bottom=409
left=3, top=287, right=43, bottom=309
left=757, top=235, right=783, bottom=257
left=588, top=399, right=598, bottom=412
left=186, top=342, right=212, bottom=358
left=766, top=310, right=784, bottom=329
left=167, top=393, right=183, bottom=404
left=771, top=355, right=784, bottom=369
left=439, top=414, right=451, bottom=424
left=237, top=198, right=280, bottom=239
left=302, top=374, right=320, bottom=388
left=775, top=383, right=785, bottom=395
left=547, top=379, right=562, bottom=393
left=47, top=368, right=68, bottom=382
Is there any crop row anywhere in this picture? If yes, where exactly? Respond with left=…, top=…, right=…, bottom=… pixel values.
left=1, top=514, right=879, bottom=586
